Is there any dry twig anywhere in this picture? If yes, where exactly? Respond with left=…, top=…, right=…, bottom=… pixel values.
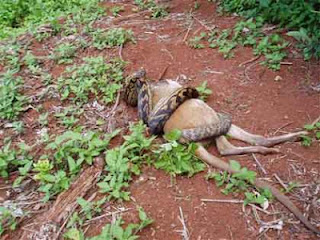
left=252, top=153, right=267, bottom=175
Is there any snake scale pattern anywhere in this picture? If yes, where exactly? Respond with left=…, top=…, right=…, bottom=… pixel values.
left=123, top=69, right=232, bottom=140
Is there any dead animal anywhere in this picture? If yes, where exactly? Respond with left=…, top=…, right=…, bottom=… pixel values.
left=123, top=68, right=320, bottom=234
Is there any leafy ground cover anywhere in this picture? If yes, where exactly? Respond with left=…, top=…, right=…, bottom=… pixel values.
left=0, top=0, right=319, bottom=239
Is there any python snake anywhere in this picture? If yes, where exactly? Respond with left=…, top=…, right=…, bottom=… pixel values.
left=123, top=68, right=232, bottom=139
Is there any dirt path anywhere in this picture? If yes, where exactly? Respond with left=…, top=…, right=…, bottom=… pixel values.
left=1, top=0, right=319, bottom=239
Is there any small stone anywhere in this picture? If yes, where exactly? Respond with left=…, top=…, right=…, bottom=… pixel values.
left=274, top=75, right=282, bottom=82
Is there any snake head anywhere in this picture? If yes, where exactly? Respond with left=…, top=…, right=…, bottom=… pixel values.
left=132, top=67, right=146, bottom=79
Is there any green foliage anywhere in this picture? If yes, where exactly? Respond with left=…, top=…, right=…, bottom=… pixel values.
left=0, top=0, right=104, bottom=39
left=0, top=43, right=21, bottom=71
left=91, top=28, right=135, bottom=50
left=33, top=158, right=70, bottom=202
left=207, top=160, right=273, bottom=206
left=0, top=206, right=20, bottom=236
left=46, top=129, right=120, bottom=174
left=54, top=106, right=83, bottom=129
left=63, top=227, right=85, bottom=240
left=283, top=181, right=299, bottom=193
left=0, top=142, right=33, bottom=178
left=110, top=6, right=124, bottom=17
left=217, top=0, right=320, bottom=60
left=134, top=0, right=168, bottom=18
left=153, top=129, right=205, bottom=177
left=23, top=51, right=41, bottom=74
left=32, top=129, right=119, bottom=201
left=301, top=122, right=320, bottom=147
left=97, top=122, right=155, bottom=200
left=77, top=197, right=107, bottom=220
left=196, top=81, right=212, bottom=101
left=57, top=56, right=125, bottom=105
left=0, top=71, right=28, bottom=120
left=88, top=207, right=153, bottom=240
left=208, top=18, right=288, bottom=69
left=189, top=32, right=207, bottom=49
left=38, top=112, right=49, bottom=127
left=209, top=29, right=237, bottom=59
left=51, top=43, right=78, bottom=64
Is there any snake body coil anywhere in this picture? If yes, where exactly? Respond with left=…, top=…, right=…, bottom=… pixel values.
left=123, top=69, right=232, bottom=139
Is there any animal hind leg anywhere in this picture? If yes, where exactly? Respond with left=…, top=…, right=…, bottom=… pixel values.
left=226, top=125, right=308, bottom=147
left=215, top=135, right=280, bottom=156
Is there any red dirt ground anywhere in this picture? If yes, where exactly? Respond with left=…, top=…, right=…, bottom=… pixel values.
left=1, top=0, right=319, bottom=239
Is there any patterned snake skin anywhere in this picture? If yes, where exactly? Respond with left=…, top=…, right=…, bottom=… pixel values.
left=123, top=69, right=232, bottom=141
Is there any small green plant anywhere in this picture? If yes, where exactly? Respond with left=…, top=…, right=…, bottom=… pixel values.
left=110, top=6, right=124, bottom=17
left=38, top=112, right=49, bottom=127
left=153, top=129, right=205, bottom=177
left=23, top=51, right=41, bottom=74
left=51, top=43, right=78, bottom=64
left=54, top=106, right=83, bottom=129
left=0, top=142, right=33, bottom=178
left=46, top=129, right=120, bottom=175
left=189, top=32, right=207, bottom=49
left=283, top=181, right=299, bottom=193
left=77, top=197, right=107, bottom=220
left=10, top=121, right=25, bottom=134
left=134, top=0, right=168, bottom=18
left=92, top=28, right=135, bottom=50
left=88, top=207, right=153, bottom=240
left=217, top=0, right=320, bottom=60
left=301, top=122, right=320, bottom=147
left=97, top=122, right=154, bottom=200
left=209, top=29, right=236, bottom=59
left=0, top=43, right=21, bottom=71
left=206, top=160, right=272, bottom=206
left=196, top=81, right=212, bottom=101
left=194, top=1, right=201, bottom=10
left=57, top=56, right=125, bottom=105
left=0, top=71, right=28, bottom=120
left=0, top=205, right=22, bottom=236
left=207, top=160, right=256, bottom=194
left=33, top=159, right=70, bottom=202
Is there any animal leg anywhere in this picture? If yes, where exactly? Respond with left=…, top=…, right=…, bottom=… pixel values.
left=215, top=135, right=280, bottom=156
left=227, top=124, right=308, bottom=147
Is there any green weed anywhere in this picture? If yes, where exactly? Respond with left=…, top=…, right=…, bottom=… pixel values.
left=0, top=0, right=103, bottom=40
left=0, top=71, right=28, bottom=120
left=51, top=43, right=78, bottom=64
left=153, top=129, right=205, bottom=177
left=0, top=43, right=21, bottom=72
left=206, top=160, right=272, bottom=206
left=57, top=56, right=125, bottom=105
left=0, top=142, right=33, bottom=179
left=110, top=6, right=124, bottom=17
left=54, top=106, right=83, bottom=129
left=87, top=207, right=153, bottom=240
left=301, top=122, right=320, bottom=147
left=77, top=197, right=107, bottom=220
left=134, top=0, right=168, bottom=18
left=0, top=205, right=22, bottom=236
left=189, top=32, right=207, bottom=49
left=217, top=0, right=320, bottom=60
left=196, top=81, right=212, bottom=101
left=23, top=51, right=41, bottom=74
left=91, top=28, right=135, bottom=50
left=97, top=122, right=155, bottom=200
